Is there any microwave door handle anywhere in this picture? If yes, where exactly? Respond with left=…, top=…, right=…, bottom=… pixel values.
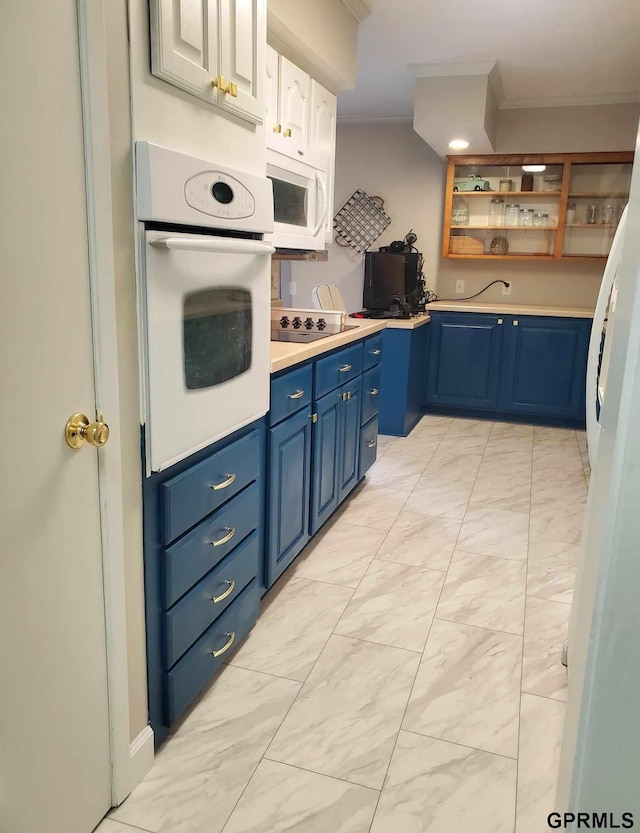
left=312, top=171, right=328, bottom=237
left=150, top=238, right=276, bottom=256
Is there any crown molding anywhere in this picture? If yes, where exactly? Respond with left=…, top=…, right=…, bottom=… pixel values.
left=500, top=92, right=640, bottom=110
left=337, top=114, right=413, bottom=125
left=341, top=0, right=372, bottom=23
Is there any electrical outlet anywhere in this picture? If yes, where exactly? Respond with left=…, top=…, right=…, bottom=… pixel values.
left=455, top=280, right=465, bottom=295
left=289, top=281, right=297, bottom=296
left=502, top=281, right=512, bottom=296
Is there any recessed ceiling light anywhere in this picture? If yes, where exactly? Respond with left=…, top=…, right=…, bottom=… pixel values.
left=522, top=164, right=546, bottom=172
left=448, top=139, right=470, bottom=150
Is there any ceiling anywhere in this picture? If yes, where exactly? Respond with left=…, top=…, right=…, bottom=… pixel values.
left=338, top=0, right=640, bottom=121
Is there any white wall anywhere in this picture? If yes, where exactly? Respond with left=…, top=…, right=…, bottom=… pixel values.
left=268, top=0, right=359, bottom=92
left=288, top=123, right=446, bottom=311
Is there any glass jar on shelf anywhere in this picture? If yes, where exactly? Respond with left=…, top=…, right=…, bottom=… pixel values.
left=488, top=198, right=505, bottom=227
left=533, top=212, right=548, bottom=228
left=566, top=202, right=576, bottom=225
left=505, top=203, right=520, bottom=227
left=499, top=179, right=513, bottom=193
left=451, top=197, right=469, bottom=226
left=543, top=174, right=562, bottom=192
left=519, top=208, right=534, bottom=227
left=601, top=204, right=615, bottom=225
left=587, top=204, right=598, bottom=224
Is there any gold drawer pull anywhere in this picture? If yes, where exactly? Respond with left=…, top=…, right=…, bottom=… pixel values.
left=212, top=473, right=236, bottom=491
left=211, top=632, right=235, bottom=658
left=289, top=389, right=305, bottom=399
left=339, top=364, right=352, bottom=372
left=498, top=318, right=503, bottom=324
left=210, top=527, right=236, bottom=547
left=367, top=439, right=377, bottom=448
left=211, top=75, right=229, bottom=94
left=212, top=579, right=236, bottom=603
left=369, top=388, right=379, bottom=396
left=284, top=128, right=292, bottom=138
left=372, top=349, right=382, bottom=356
left=513, top=320, right=519, bottom=326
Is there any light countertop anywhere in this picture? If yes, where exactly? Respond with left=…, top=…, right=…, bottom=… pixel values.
left=270, top=314, right=431, bottom=373
left=425, top=301, right=595, bottom=318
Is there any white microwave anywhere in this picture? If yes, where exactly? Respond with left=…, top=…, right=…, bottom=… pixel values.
left=266, top=150, right=328, bottom=252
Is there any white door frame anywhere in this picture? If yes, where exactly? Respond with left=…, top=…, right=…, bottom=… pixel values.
left=76, top=0, right=150, bottom=805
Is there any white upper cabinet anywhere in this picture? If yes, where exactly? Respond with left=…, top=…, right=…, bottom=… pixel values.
left=265, top=45, right=280, bottom=139
left=310, top=80, right=337, bottom=241
left=279, top=57, right=311, bottom=153
left=150, top=0, right=265, bottom=125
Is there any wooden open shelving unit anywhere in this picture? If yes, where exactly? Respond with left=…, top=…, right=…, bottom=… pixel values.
left=442, top=152, right=634, bottom=261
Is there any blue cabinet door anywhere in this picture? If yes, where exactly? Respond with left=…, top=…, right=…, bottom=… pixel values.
left=267, top=406, right=312, bottom=586
left=337, top=375, right=362, bottom=503
left=427, top=313, right=504, bottom=410
left=500, top=316, right=591, bottom=419
left=310, top=389, right=341, bottom=534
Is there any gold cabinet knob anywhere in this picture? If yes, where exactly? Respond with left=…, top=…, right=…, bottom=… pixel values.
left=211, top=75, right=229, bottom=94
left=65, top=413, right=110, bottom=449
left=228, top=81, right=238, bottom=97
left=273, top=123, right=282, bottom=133
left=283, top=128, right=292, bottom=138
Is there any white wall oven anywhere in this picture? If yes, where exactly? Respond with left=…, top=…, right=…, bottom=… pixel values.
left=266, top=150, right=328, bottom=251
left=136, top=142, right=274, bottom=473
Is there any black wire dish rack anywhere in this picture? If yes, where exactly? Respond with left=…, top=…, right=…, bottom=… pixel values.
left=333, top=189, right=391, bottom=253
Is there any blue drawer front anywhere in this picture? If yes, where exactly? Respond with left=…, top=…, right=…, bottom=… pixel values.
left=161, top=430, right=260, bottom=544
left=363, top=334, right=383, bottom=370
left=165, top=580, right=260, bottom=724
left=163, top=482, right=260, bottom=607
left=361, top=365, right=381, bottom=425
left=270, top=365, right=313, bottom=426
left=164, top=531, right=259, bottom=667
left=314, top=342, right=363, bottom=399
left=359, top=416, right=379, bottom=479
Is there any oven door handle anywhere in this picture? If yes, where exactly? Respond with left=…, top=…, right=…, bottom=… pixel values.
left=312, top=171, right=328, bottom=237
left=151, top=237, right=276, bottom=256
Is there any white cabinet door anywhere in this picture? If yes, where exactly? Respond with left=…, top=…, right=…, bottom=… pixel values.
left=310, top=80, right=337, bottom=242
left=279, top=56, right=311, bottom=156
left=150, top=0, right=219, bottom=104
left=218, top=0, right=265, bottom=124
left=265, top=45, right=281, bottom=147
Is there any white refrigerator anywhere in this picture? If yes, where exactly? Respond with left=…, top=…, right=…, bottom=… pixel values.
left=557, top=130, right=640, bottom=814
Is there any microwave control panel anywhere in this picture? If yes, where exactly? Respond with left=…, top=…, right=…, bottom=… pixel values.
left=184, top=172, right=256, bottom=220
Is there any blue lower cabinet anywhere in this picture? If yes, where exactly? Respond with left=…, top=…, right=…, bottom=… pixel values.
left=164, top=531, right=260, bottom=667
left=267, top=406, right=312, bottom=587
left=500, top=316, right=591, bottom=420
left=337, top=375, right=362, bottom=503
left=426, top=313, right=504, bottom=410
left=359, top=416, right=379, bottom=478
left=165, top=580, right=260, bottom=724
left=310, top=389, right=341, bottom=534
left=379, top=325, right=429, bottom=436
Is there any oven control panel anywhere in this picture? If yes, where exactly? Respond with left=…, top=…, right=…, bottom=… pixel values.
left=184, top=172, right=255, bottom=220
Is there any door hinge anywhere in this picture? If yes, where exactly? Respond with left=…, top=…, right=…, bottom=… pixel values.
left=310, top=413, right=318, bottom=423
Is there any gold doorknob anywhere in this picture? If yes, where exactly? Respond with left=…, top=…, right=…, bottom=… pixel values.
left=65, top=413, right=110, bottom=449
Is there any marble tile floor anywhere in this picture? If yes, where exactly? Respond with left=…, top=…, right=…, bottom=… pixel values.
left=101, top=416, right=587, bottom=833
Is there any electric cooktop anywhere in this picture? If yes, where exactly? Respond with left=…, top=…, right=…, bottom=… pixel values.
left=271, top=324, right=359, bottom=343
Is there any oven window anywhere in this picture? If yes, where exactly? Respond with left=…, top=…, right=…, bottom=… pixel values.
left=183, top=288, right=252, bottom=390
left=269, top=177, right=308, bottom=227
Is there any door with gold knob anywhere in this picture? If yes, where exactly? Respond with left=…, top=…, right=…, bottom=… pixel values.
left=1, top=3, right=124, bottom=833
left=279, top=55, right=311, bottom=153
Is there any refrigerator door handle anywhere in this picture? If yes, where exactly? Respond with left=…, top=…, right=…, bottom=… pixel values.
left=586, top=205, right=628, bottom=468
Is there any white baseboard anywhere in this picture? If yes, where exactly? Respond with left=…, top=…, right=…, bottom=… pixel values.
left=127, top=725, right=154, bottom=795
